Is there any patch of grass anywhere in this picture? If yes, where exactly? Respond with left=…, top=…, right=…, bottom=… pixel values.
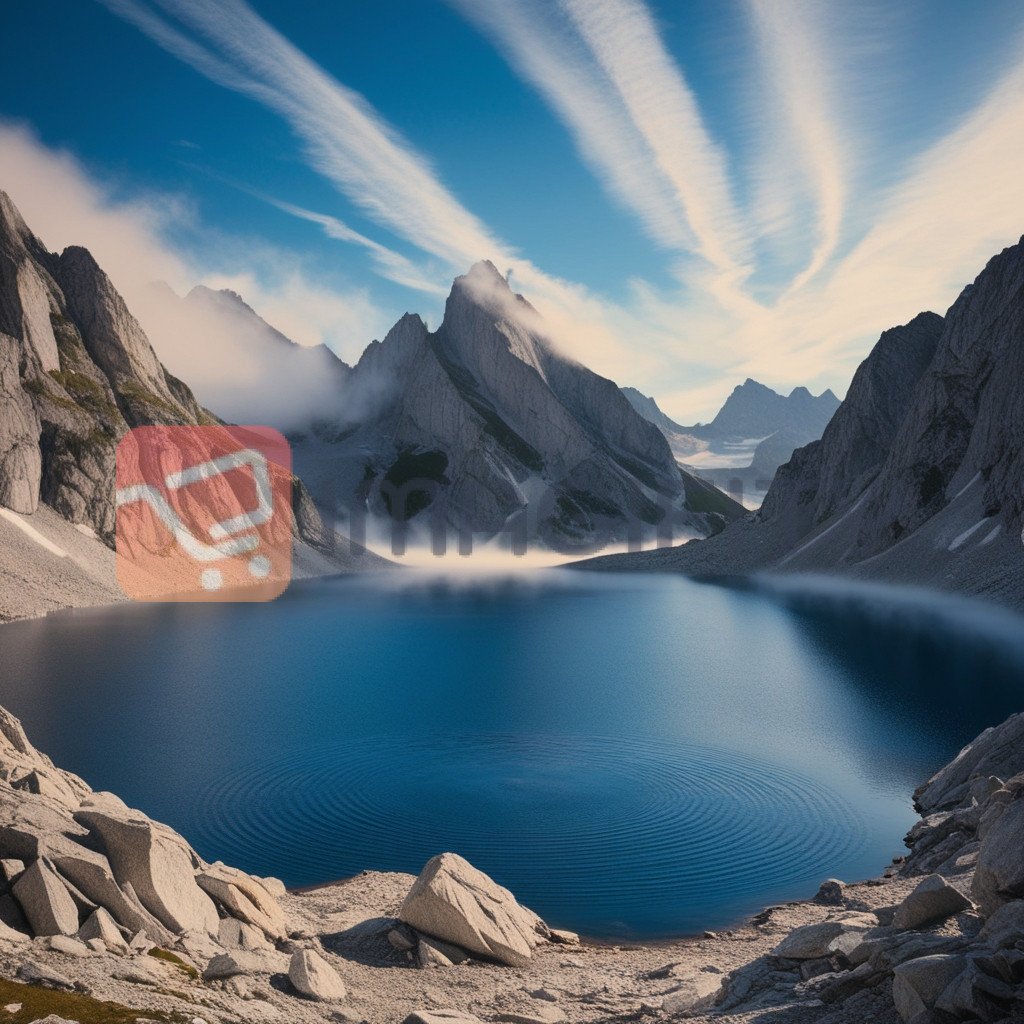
left=0, top=977, right=185, bottom=1023
left=50, top=311, right=84, bottom=364
left=681, top=472, right=744, bottom=518
left=149, top=947, right=200, bottom=980
left=117, top=380, right=186, bottom=421
left=47, top=370, right=121, bottom=420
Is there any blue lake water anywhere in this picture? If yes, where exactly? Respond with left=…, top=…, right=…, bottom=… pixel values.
left=1, top=570, right=1023, bottom=939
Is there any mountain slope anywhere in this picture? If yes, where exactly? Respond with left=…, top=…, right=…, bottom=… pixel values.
left=294, top=261, right=743, bottom=551
left=577, top=240, right=1024, bottom=611
left=0, top=190, right=384, bottom=618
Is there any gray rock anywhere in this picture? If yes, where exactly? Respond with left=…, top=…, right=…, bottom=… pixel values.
left=0, top=918, right=29, bottom=944
left=891, top=954, right=967, bottom=1022
left=16, top=959, right=75, bottom=990
left=45, top=934, right=91, bottom=957
left=814, top=879, right=846, bottom=905
left=893, top=874, right=973, bottom=929
left=288, top=947, right=348, bottom=1002
left=399, top=852, right=547, bottom=967
left=218, top=916, right=271, bottom=950
left=387, top=926, right=416, bottom=951
left=203, top=952, right=248, bottom=981
left=772, top=914, right=876, bottom=960
left=659, top=970, right=724, bottom=1014
left=12, top=859, right=79, bottom=937
left=934, top=959, right=1015, bottom=1020
left=973, top=795, right=1024, bottom=913
left=417, top=934, right=471, bottom=968
left=978, top=898, right=1024, bottom=948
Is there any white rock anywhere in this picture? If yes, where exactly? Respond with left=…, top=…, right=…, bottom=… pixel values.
left=197, top=863, right=288, bottom=940
left=77, top=906, right=128, bottom=952
left=660, top=971, right=724, bottom=1014
left=12, top=859, right=79, bottom=937
left=288, top=947, right=348, bottom=1002
left=74, top=809, right=218, bottom=935
left=46, top=934, right=91, bottom=957
left=399, top=852, right=546, bottom=967
left=402, top=1013, right=485, bottom=1024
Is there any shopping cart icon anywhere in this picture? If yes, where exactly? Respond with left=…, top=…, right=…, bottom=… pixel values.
left=115, top=426, right=292, bottom=601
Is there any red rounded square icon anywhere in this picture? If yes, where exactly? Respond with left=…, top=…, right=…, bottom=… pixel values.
left=116, top=425, right=293, bottom=602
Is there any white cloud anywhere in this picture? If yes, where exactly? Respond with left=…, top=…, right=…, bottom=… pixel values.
left=0, top=122, right=392, bottom=427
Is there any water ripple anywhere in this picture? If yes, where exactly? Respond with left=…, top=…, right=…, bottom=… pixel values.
left=191, top=734, right=868, bottom=938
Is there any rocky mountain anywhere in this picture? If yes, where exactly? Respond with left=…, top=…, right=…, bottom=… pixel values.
left=0, top=190, right=382, bottom=617
left=686, top=378, right=840, bottom=443
left=580, top=239, right=1024, bottom=611
left=620, top=386, right=687, bottom=435
left=291, top=261, right=742, bottom=552
left=623, top=378, right=841, bottom=508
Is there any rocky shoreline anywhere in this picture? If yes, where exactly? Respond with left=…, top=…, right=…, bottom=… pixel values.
left=0, top=692, right=1023, bottom=1024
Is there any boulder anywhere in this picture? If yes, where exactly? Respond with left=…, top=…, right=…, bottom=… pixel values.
left=51, top=851, right=173, bottom=945
left=973, top=796, right=1024, bottom=913
left=77, top=907, right=128, bottom=952
left=892, top=874, right=973, bottom=930
left=203, top=952, right=248, bottom=981
left=288, top=948, right=348, bottom=1002
left=548, top=928, right=579, bottom=945
left=772, top=915, right=876, bottom=960
left=46, top=935, right=91, bottom=957
left=399, top=853, right=546, bottom=967
left=935, top=959, right=1015, bottom=1020
left=218, top=916, right=271, bottom=950
left=978, top=899, right=1024, bottom=948
left=814, top=879, right=845, bottom=905
left=891, top=954, right=967, bottom=1022
left=493, top=1009, right=566, bottom=1024
left=11, top=859, right=78, bottom=936
left=74, top=809, right=218, bottom=935
left=196, top=863, right=288, bottom=940
left=660, top=971, right=724, bottom=1014
left=16, top=960, right=75, bottom=990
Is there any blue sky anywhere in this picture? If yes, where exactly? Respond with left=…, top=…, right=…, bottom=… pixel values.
left=3, top=0, right=1024, bottom=419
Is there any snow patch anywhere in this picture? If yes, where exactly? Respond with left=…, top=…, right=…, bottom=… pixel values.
left=0, top=508, right=69, bottom=558
left=949, top=517, right=992, bottom=551
left=979, top=523, right=1003, bottom=546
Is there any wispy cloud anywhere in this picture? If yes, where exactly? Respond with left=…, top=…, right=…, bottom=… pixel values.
left=93, top=0, right=1024, bottom=423
left=451, top=0, right=752, bottom=306
left=101, top=0, right=506, bottom=270
left=744, top=0, right=848, bottom=291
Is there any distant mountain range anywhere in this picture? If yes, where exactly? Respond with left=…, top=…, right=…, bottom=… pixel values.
left=622, top=379, right=840, bottom=506
left=582, top=237, right=1024, bottom=610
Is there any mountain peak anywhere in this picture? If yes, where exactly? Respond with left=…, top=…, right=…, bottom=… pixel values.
left=789, top=386, right=812, bottom=400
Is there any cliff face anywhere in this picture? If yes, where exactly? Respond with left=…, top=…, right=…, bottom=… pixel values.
left=0, top=191, right=215, bottom=542
left=578, top=239, right=1024, bottom=609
